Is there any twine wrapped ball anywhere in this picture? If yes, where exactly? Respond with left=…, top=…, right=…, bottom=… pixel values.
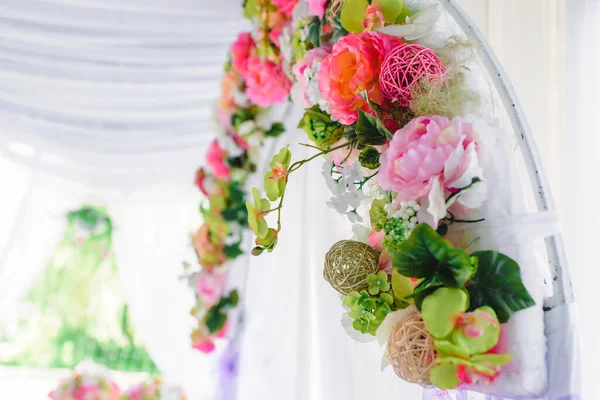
left=379, top=44, right=446, bottom=107
left=387, top=312, right=436, bottom=385
left=323, top=240, right=381, bottom=295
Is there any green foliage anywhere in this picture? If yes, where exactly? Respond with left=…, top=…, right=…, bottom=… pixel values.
left=391, top=224, right=476, bottom=304
left=204, top=290, right=239, bottom=334
left=366, top=271, right=390, bottom=295
left=331, top=11, right=349, bottom=43
left=369, top=199, right=389, bottom=231
left=467, top=251, right=535, bottom=323
left=298, top=106, right=344, bottom=149
left=355, top=109, right=392, bottom=146
left=358, top=146, right=380, bottom=169
left=223, top=242, right=244, bottom=258
left=264, top=122, right=286, bottom=137
left=307, top=17, right=325, bottom=47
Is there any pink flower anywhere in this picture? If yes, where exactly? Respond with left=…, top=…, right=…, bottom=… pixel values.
left=317, top=31, right=403, bottom=124
left=231, top=32, right=255, bottom=78
left=368, top=226, right=385, bottom=250
left=193, top=339, right=215, bottom=354
left=206, top=139, right=230, bottom=180
left=363, top=5, right=385, bottom=31
left=378, top=116, right=486, bottom=225
left=196, top=270, right=228, bottom=308
left=307, top=0, right=328, bottom=19
left=192, top=223, right=226, bottom=269
left=291, top=44, right=332, bottom=107
left=272, top=0, right=299, bottom=18
left=245, top=57, right=292, bottom=108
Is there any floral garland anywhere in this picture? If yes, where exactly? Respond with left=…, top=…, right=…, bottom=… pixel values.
left=120, top=377, right=187, bottom=400
left=49, top=372, right=120, bottom=400
left=183, top=0, right=297, bottom=352
left=240, top=0, right=536, bottom=392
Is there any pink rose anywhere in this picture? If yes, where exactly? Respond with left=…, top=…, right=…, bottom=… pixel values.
left=206, top=139, right=230, bottom=180
left=231, top=32, right=255, bottom=78
left=368, top=226, right=386, bottom=250
left=245, top=56, right=292, bottom=108
left=291, top=44, right=332, bottom=107
left=193, top=339, right=215, bottom=354
left=317, top=32, right=403, bottom=124
left=307, top=0, right=328, bottom=19
left=378, top=116, right=486, bottom=226
left=196, top=270, right=228, bottom=308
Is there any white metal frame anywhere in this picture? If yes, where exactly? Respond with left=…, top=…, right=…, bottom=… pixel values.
left=440, top=0, right=573, bottom=310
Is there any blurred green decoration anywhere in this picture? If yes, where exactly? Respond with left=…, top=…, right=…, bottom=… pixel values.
left=0, top=206, right=158, bottom=373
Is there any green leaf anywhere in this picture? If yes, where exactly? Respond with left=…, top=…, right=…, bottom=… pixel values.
left=391, top=270, right=414, bottom=302
left=355, top=109, right=391, bottom=146
left=372, top=0, right=405, bottom=24
left=340, top=0, right=369, bottom=33
left=223, top=242, right=244, bottom=259
left=264, top=122, right=286, bottom=137
left=243, top=0, right=260, bottom=19
left=307, top=17, right=323, bottom=47
left=358, top=146, right=381, bottom=169
left=331, top=10, right=350, bottom=43
left=467, top=251, right=535, bottom=323
left=391, top=224, right=476, bottom=288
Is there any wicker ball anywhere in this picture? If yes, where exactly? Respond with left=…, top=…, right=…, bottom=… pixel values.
left=387, top=312, right=436, bottom=385
left=323, top=240, right=380, bottom=296
left=379, top=44, right=446, bottom=107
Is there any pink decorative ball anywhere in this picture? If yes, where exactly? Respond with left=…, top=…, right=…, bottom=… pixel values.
left=379, top=44, right=446, bottom=107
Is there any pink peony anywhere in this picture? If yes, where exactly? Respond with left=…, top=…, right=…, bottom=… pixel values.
left=196, top=269, right=228, bottom=308
left=231, top=32, right=255, bottom=78
left=307, top=0, right=328, bottom=19
left=317, top=31, right=404, bottom=124
left=245, top=56, right=292, bottom=108
left=291, top=44, right=332, bottom=107
left=378, top=116, right=486, bottom=225
left=206, top=139, right=230, bottom=180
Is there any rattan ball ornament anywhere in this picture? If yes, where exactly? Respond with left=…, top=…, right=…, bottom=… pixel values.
left=387, top=311, right=436, bottom=385
left=323, top=240, right=381, bottom=295
left=379, top=44, right=446, bottom=107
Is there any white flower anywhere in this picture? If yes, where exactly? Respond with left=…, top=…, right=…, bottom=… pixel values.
left=376, top=4, right=441, bottom=40
left=217, top=135, right=244, bottom=158
left=238, top=120, right=257, bottom=136
left=352, top=223, right=371, bottom=242
left=231, top=85, right=250, bottom=108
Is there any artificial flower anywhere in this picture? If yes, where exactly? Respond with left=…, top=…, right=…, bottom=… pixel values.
left=324, top=161, right=366, bottom=222
left=192, top=223, right=227, bottom=269
left=420, top=287, right=510, bottom=389
left=231, top=32, right=255, bottom=78
left=219, top=71, right=244, bottom=113
left=273, top=0, right=299, bottom=18
left=291, top=45, right=332, bottom=110
left=306, top=0, right=327, bottom=19
left=49, top=373, right=120, bottom=400
left=378, top=116, right=486, bottom=227
left=246, top=188, right=271, bottom=239
left=317, top=31, right=403, bottom=124
left=376, top=4, right=441, bottom=41
left=340, top=0, right=410, bottom=33
left=264, top=147, right=292, bottom=201
left=363, top=5, right=385, bottom=31
left=366, top=270, right=390, bottom=295
left=196, top=269, right=228, bottom=308
left=206, top=139, right=231, bottom=180
left=245, top=57, right=292, bottom=108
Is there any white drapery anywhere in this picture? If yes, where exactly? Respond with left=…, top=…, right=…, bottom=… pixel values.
left=0, top=1, right=249, bottom=398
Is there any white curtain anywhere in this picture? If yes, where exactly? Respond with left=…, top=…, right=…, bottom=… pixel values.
left=0, top=1, right=249, bottom=398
